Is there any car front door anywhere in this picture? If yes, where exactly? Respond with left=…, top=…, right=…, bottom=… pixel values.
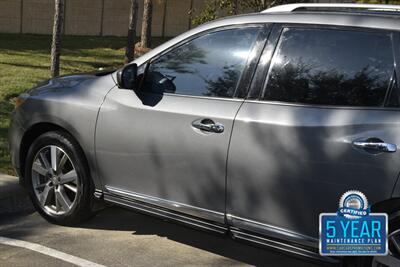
left=227, top=25, right=400, bottom=244
left=95, top=25, right=266, bottom=223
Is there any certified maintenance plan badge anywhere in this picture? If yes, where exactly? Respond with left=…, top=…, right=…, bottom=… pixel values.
left=320, top=190, right=388, bottom=256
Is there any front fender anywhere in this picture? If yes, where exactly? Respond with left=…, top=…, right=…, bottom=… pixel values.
left=11, top=74, right=116, bottom=190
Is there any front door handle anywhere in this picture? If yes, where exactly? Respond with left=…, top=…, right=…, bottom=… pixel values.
left=352, top=140, right=397, bottom=153
left=192, top=119, right=224, bottom=133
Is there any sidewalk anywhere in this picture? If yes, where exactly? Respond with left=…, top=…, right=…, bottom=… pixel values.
left=0, top=174, right=33, bottom=214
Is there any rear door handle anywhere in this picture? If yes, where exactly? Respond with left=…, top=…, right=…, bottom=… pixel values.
left=352, top=141, right=397, bottom=153
left=192, top=119, right=224, bottom=133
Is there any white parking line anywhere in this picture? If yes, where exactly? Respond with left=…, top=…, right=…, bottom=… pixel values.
left=0, top=236, right=107, bottom=267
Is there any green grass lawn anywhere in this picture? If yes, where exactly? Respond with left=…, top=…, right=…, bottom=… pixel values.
left=0, top=33, right=167, bottom=175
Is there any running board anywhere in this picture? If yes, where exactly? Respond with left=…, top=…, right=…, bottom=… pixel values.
left=103, top=190, right=339, bottom=264
left=230, top=228, right=339, bottom=264
left=104, top=193, right=228, bottom=234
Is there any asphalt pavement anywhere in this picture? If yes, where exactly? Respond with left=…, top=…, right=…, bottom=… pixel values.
left=0, top=174, right=335, bottom=267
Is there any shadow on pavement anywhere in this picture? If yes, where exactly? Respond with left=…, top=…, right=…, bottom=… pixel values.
left=0, top=205, right=337, bottom=267
left=77, top=207, right=334, bottom=267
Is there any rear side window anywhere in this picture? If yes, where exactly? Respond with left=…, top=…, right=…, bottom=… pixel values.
left=144, top=27, right=261, bottom=98
left=263, top=28, right=395, bottom=107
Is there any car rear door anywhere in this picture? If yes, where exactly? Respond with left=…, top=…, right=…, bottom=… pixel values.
left=227, top=24, right=400, bottom=245
left=96, top=25, right=268, bottom=224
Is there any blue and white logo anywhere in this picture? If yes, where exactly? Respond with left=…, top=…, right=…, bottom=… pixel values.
left=320, top=190, right=388, bottom=256
left=338, top=191, right=369, bottom=219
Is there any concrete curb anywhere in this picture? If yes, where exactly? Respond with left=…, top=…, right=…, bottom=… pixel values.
left=0, top=174, right=34, bottom=214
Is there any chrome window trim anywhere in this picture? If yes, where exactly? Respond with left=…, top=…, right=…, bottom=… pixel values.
left=243, top=98, right=400, bottom=111
left=147, top=91, right=245, bottom=102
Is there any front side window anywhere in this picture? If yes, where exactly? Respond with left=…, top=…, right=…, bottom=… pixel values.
left=263, top=27, right=395, bottom=107
left=144, top=27, right=261, bottom=98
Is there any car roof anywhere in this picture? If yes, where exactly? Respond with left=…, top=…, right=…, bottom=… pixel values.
left=205, top=12, right=400, bottom=32
left=128, top=9, right=400, bottom=69
left=261, top=3, right=400, bottom=14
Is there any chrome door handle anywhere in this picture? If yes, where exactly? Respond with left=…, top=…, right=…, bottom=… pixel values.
left=192, top=120, right=224, bottom=133
left=352, top=141, right=397, bottom=153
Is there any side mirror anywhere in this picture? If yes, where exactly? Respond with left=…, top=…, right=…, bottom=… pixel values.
left=117, top=64, right=138, bottom=89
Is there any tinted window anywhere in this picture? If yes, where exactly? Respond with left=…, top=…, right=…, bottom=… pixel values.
left=263, top=28, right=394, bottom=107
left=144, top=27, right=261, bottom=98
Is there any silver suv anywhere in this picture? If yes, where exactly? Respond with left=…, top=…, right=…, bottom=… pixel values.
left=9, top=4, right=400, bottom=266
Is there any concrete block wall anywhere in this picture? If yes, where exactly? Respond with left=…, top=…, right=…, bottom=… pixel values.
left=0, top=0, right=22, bottom=33
left=0, top=0, right=354, bottom=37
left=0, top=0, right=200, bottom=37
left=65, top=0, right=103, bottom=36
left=22, top=0, right=53, bottom=34
left=164, top=0, right=191, bottom=36
left=102, top=0, right=131, bottom=36
left=149, top=0, right=166, bottom=37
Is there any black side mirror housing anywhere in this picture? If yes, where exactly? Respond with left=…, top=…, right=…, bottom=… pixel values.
left=117, top=64, right=138, bottom=90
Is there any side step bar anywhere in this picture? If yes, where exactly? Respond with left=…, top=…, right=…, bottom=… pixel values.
left=104, top=193, right=228, bottom=234
left=103, top=190, right=339, bottom=265
left=230, top=228, right=339, bottom=265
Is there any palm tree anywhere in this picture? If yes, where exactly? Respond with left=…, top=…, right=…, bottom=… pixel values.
left=50, top=0, right=65, bottom=78
left=125, top=0, right=139, bottom=63
left=140, top=0, right=153, bottom=49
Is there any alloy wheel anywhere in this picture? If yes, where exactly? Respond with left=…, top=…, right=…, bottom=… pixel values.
left=31, top=145, right=79, bottom=215
left=371, top=229, right=400, bottom=267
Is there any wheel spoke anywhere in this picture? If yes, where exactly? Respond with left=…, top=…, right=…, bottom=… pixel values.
left=55, top=187, right=72, bottom=211
left=64, top=184, right=77, bottom=194
left=55, top=187, right=60, bottom=212
left=390, top=230, right=400, bottom=255
left=39, top=184, right=53, bottom=206
left=50, top=146, right=59, bottom=172
left=33, top=145, right=78, bottom=215
left=39, top=151, right=51, bottom=172
left=35, top=183, right=47, bottom=190
left=60, top=170, right=77, bottom=184
left=373, top=254, right=400, bottom=267
left=57, top=153, right=68, bottom=173
left=32, top=161, right=48, bottom=176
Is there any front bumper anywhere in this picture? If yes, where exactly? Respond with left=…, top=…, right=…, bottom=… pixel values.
left=8, top=109, right=25, bottom=180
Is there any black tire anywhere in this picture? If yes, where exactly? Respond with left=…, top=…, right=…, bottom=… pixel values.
left=344, top=214, right=400, bottom=267
left=25, top=131, right=95, bottom=225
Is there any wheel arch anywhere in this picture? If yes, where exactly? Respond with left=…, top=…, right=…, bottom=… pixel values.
left=19, top=122, right=94, bottom=188
left=371, top=197, right=400, bottom=218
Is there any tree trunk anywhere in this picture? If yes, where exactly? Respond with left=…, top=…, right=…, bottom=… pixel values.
left=233, top=0, right=238, bottom=15
left=50, top=0, right=65, bottom=78
left=141, top=0, right=153, bottom=49
left=125, top=0, right=139, bottom=63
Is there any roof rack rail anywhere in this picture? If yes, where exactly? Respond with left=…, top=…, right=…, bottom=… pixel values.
left=262, top=3, right=400, bottom=13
